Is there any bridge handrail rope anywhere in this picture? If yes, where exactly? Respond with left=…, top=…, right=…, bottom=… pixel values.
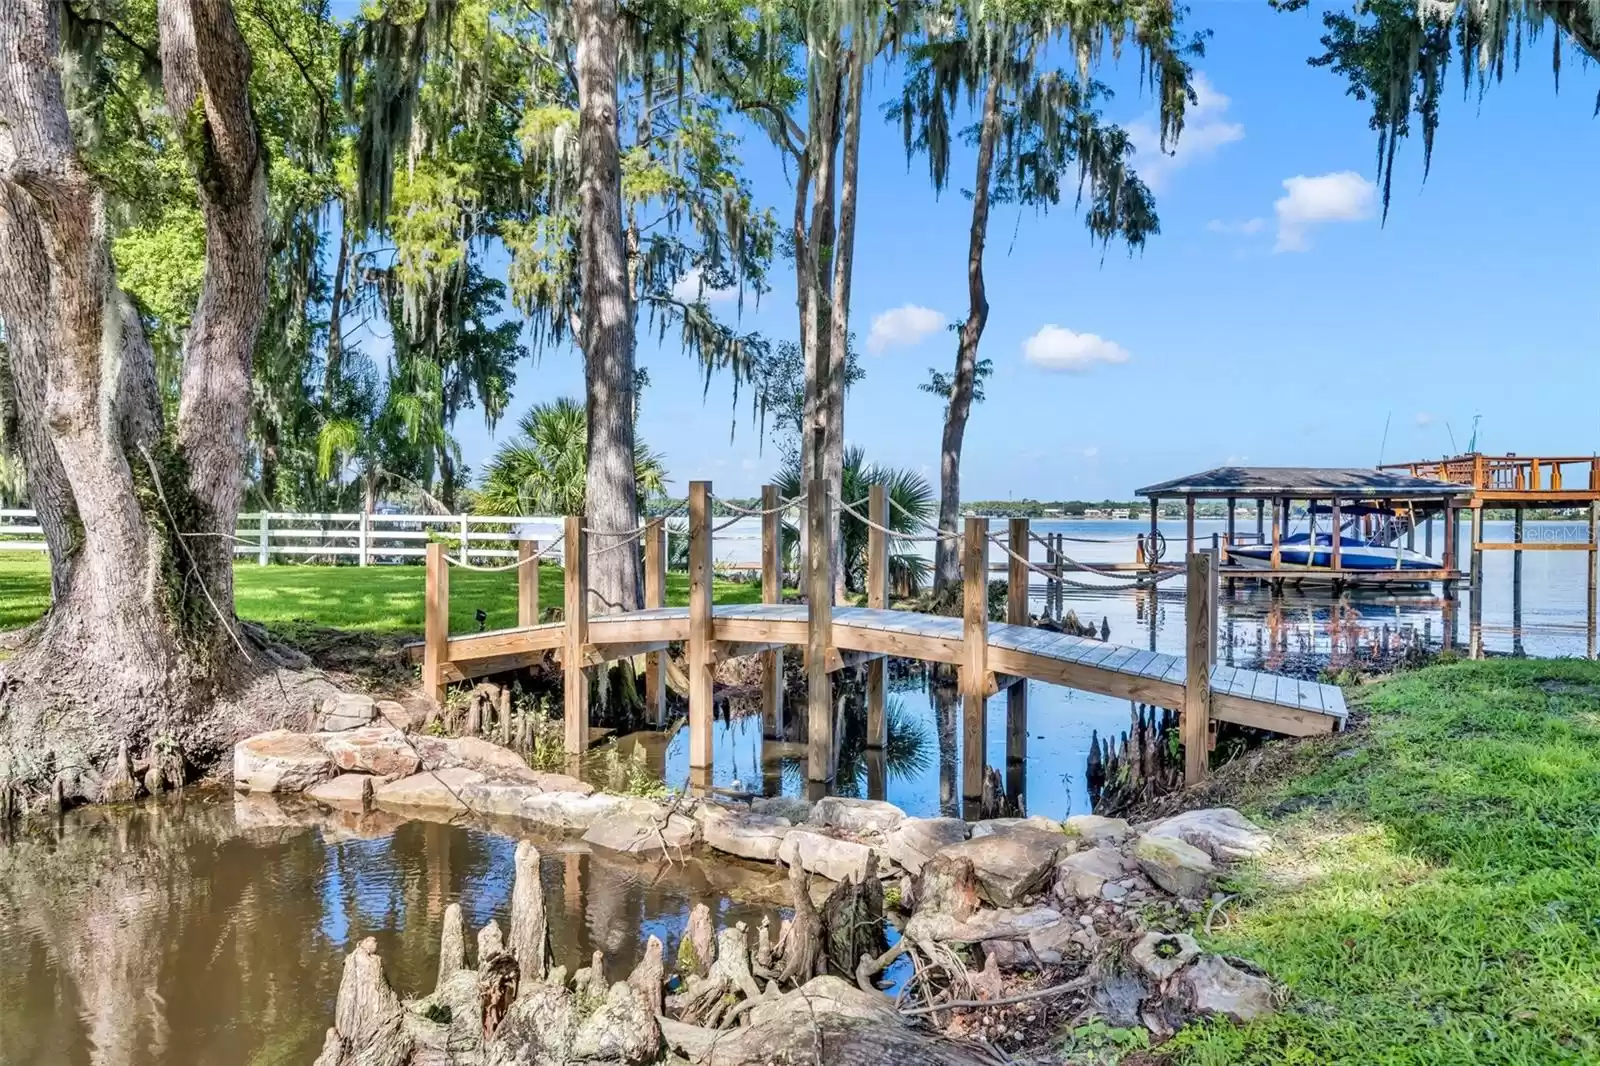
left=707, top=493, right=804, bottom=517
left=836, top=494, right=962, bottom=544
left=988, top=532, right=1184, bottom=591
left=880, top=493, right=965, bottom=543
left=1027, top=528, right=1126, bottom=546
left=442, top=533, right=566, bottom=571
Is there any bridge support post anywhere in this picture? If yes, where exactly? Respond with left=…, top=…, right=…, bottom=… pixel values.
left=688, top=482, right=715, bottom=780
left=1469, top=506, right=1484, bottom=659
left=865, top=484, right=889, bottom=749
left=1184, top=551, right=1213, bottom=786
left=563, top=516, right=589, bottom=755
left=424, top=541, right=449, bottom=706
left=961, top=515, right=990, bottom=810
left=760, top=484, right=785, bottom=740
left=645, top=519, right=667, bottom=727
left=806, top=477, right=834, bottom=785
left=1006, top=517, right=1030, bottom=807
left=518, top=539, right=540, bottom=627
left=1589, top=501, right=1598, bottom=660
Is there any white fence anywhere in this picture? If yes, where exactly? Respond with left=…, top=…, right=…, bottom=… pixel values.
left=0, top=509, right=769, bottom=567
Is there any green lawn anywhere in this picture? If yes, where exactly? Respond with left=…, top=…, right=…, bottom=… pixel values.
left=0, top=552, right=764, bottom=636
left=1167, top=658, right=1600, bottom=1066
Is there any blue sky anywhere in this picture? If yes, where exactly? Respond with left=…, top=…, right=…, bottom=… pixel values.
left=436, top=3, right=1600, bottom=501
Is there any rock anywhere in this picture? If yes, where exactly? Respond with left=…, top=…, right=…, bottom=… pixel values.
left=1054, top=847, right=1139, bottom=902
left=971, top=815, right=1063, bottom=839
left=750, top=794, right=811, bottom=824
left=808, top=796, right=906, bottom=836
left=571, top=981, right=660, bottom=1063
left=777, top=828, right=876, bottom=883
left=1093, top=970, right=1148, bottom=1028
left=932, top=826, right=1070, bottom=907
left=412, top=735, right=538, bottom=781
left=1144, top=808, right=1272, bottom=862
left=322, top=727, right=421, bottom=779
left=456, top=781, right=544, bottom=817
left=1130, top=931, right=1201, bottom=983
left=307, top=773, right=376, bottom=810
left=518, top=790, right=625, bottom=830
left=1101, top=881, right=1129, bottom=902
left=1182, top=954, right=1276, bottom=1021
left=885, top=817, right=969, bottom=874
left=698, top=805, right=792, bottom=862
left=1063, top=814, right=1131, bottom=844
left=372, top=699, right=419, bottom=732
left=904, top=904, right=1063, bottom=945
left=582, top=811, right=699, bottom=856
left=1133, top=834, right=1217, bottom=898
left=524, top=771, right=595, bottom=796
left=373, top=767, right=485, bottom=811
left=319, top=692, right=377, bottom=732
left=233, top=731, right=336, bottom=793
left=1026, top=917, right=1085, bottom=965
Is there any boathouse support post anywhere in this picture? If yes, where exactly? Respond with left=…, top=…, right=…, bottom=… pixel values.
left=563, top=516, right=589, bottom=755
left=961, top=515, right=990, bottom=808
left=1006, top=517, right=1030, bottom=804
left=1270, top=496, right=1282, bottom=571
left=1185, top=496, right=1196, bottom=558
left=806, top=477, right=834, bottom=785
left=1184, top=551, right=1213, bottom=785
left=644, top=519, right=667, bottom=727
left=1224, top=497, right=1235, bottom=564
left=1255, top=498, right=1264, bottom=543
left=424, top=541, right=449, bottom=705
left=760, top=484, right=785, bottom=740
left=518, top=540, right=540, bottom=627
left=1330, top=499, right=1342, bottom=572
left=1469, top=505, right=1484, bottom=659
left=687, top=482, right=714, bottom=778
left=865, top=484, right=889, bottom=748
left=1589, top=501, right=1598, bottom=660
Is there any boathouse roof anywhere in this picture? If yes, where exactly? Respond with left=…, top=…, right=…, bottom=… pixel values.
left=1136, top=466, right=1473, bottom=499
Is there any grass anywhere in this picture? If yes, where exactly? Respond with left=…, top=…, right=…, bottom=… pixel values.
left=1165, top=658, right=1600, bottom=1066
left=0, top=552, right=767, bottom=637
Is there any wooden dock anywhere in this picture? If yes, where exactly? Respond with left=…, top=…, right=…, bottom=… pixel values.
left=421, top=481, right=1346, bottom=803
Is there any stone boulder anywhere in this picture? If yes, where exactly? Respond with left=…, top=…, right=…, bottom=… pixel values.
left=322, top=727, right=421, bottom=779
left=518, top=790, right=627, bottom=830
left=582, top=811, right=699, bottom=856
left=808, top=796, right=906, bottom=837
left=1130, top=931, right=1201, bottom=984
left=412, top=735, right=538, bottom=781
left=1181, top=955, right=1276, bottom=1022
left=1133, top=834, right=1217, bottom=898
left=932, top=826, right=1071, bottom=907
left=903, top=904, right=1063, bottom=945
left=697, top=805, right=792, bottom=863
left=456, top=781, right=545, bottom=817
left=970, top=815, right=1063, bottom=839
left=777, top=828, right=876, bottom=883
left=1063, top=814, right=1131, bottom=844
left=373, top=699, right=420, bottom=732
left=750, top=794, right=812, bottom=824
left=524, top=771, right=595, bottom=796
left=1143, top=808, right=1272, bottom=862
left=1054, top=846, right=1138, bottom=902
left=234, top=730, right=336, bottom=793
left=885, top=817, right=969, bottom=874
left=373, top=767, right=485, bottom=811
left=318, top=692, right=376, bottom=732
left=307, top=773, right=376, bottom=809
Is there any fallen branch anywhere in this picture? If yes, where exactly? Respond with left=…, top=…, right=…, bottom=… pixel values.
left=898, top=974, right=1092, bottom=1017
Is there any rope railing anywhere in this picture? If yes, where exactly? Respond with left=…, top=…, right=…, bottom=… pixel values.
left=988, top=531, right=1184, bottom=592
left=442, top=534, right=566, bottom=571
left=834, top=494, right=960, bottom=544
left=706, top=493, right=803, bottom=517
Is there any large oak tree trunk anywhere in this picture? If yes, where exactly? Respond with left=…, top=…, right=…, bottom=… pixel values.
left=0, top=0, right=274, bottom=800
left=933, top=73, right=1001, bottom=592
left=575, top=0, right=641, bottom=614
left=800, top=43, right=839, bottom=598
left=825, top=43, right=865, bottom=600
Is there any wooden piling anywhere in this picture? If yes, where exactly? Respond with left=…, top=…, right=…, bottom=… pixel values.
left=424, top=542, right=448, bottom=705
left=806, top=477, right=834, bottom=783
left=760, top=484, right=785, bottom=740
left=1183, top=552, right=1213, bottom=785
left=865, top=484, right=889, bottom=749
left=644, top=518, right=667, bottom=727
left=1185, top=496, right=1196, bottom=557
left=562, top=516, right=588, bottom=754
left=961, top=515, right=989, bottom=803
left=517, top=539, right=540, bottom=628
left=1224, top=496, right=1236, bottom=564
left=1329, top=499, right=1342, bottom=571
left=1469, top=505, right=1484, bottom=659
left=1006, top=517, right=1029, bottom=798
left=1589, top=501, right=1598, bottom=660
left=1269, top=497, right=1282, bottom=570
left=687, top=482, right=714, bottom=776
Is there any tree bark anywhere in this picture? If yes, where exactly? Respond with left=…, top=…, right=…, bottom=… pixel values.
left=0, top=0, right=268, bottom=798
left=574, top=0, right=641, bottom=614
left=800, top=40, right=839, bottom=597
left=825, top=43, right=865, bottom=600
left=323, top=219, right=351, bottom=399
left=933, top=72, right=1001, bottom=592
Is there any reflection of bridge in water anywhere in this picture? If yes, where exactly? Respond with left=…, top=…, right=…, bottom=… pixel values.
left=420, top=481, right=1347, bottom=815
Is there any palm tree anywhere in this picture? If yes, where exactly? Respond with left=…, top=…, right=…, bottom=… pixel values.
left=475, top=398, right=667, bottom=516
left=776, top=445, right=934, bottom=597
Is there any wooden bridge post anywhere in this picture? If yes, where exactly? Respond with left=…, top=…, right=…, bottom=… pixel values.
left=961, top=515, right=990, bottom=806
left=644, top=518, right=667, bottom=727
left=1589, top=500, right=1598, bottom=660
left=806, top=477, right=834, bottom=784
left=1006, top=517, right=1030, bottom=804
left=1184, top=551, right=1213, bottom=785
left=423, top=541, right=449, bottom=706
left=688, top=482, right=715, bottom=778
left=1469, top=505, right=1484, bottom=659
left=865, top=484, right=889, bottom=749
left=518, top=539, right=540, bottom=627
left=563, top=516, right=589, bottom=755
left=760, top=485, right=785, bottom=740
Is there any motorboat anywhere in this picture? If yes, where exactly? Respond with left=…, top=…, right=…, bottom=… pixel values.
left=1226, top=504, right=1439, bottom=571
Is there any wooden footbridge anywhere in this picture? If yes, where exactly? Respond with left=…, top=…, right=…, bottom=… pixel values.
left=421, top=482, right=1346, bottom=800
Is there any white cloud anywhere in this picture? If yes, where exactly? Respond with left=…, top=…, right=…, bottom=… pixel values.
left=1128, top=72, right=1245, bottom=191
left=1082, top=446, right=1100, bottom=458
left=1414, top=412, right=1435, bottom=427
left=1022, top=326, right=1131, bottom=372
left=671, top=267, right=736, bottom=304
left=1273, top=171, right=1376, bottom=252
left=866, top=304, right=946, bottom=354
left=1207, top=217, right=1266, bottom=236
